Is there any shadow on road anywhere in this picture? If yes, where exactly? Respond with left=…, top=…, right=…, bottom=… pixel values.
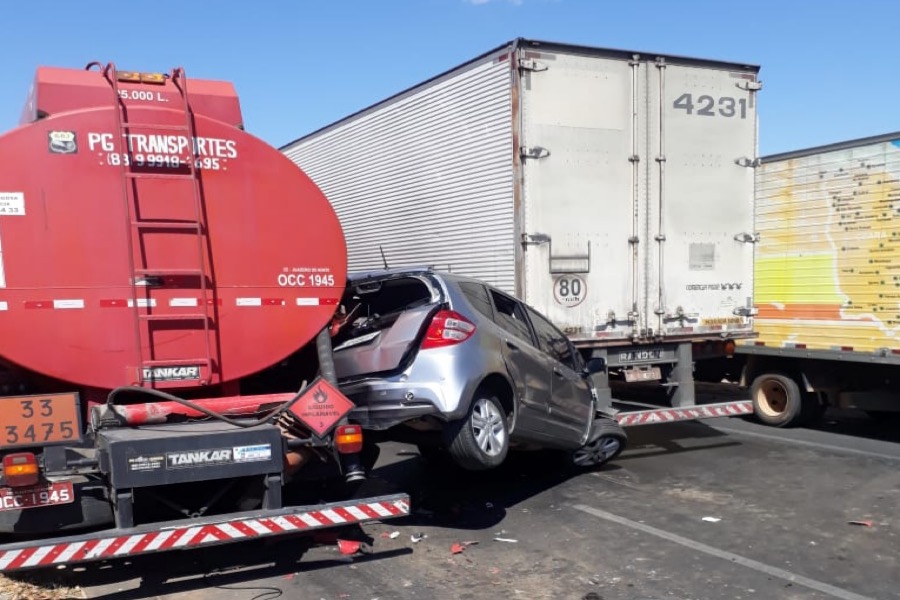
left=15, top=533, right=412, bottom=600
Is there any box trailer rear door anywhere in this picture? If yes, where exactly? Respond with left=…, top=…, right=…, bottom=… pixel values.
left=519, top=49, right=758, bottom=344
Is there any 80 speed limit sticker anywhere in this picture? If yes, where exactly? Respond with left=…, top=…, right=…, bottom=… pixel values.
left=553, top=275, right=586, bottom=307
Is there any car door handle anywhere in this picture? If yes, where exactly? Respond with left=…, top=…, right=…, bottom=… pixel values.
left=553, top=367, right=564, bottom=378
left=505, top=339, right=519, bottom=351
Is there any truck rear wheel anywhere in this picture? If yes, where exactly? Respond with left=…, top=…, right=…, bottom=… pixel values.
left=750, top=373, right=818, bottom=427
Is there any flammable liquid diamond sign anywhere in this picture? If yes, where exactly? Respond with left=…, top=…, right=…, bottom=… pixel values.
left=289, top=377, right=355, bottom=437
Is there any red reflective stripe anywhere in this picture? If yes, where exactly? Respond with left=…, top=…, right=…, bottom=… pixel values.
left=230, top=521, right=260, bottom=537
left=99, top=299, right=128, bottom=308
left=24, top=301, right=52, bottom=309
left=103, top=537, right=130, bottom=557
left=7, top=548, right=37, bottom=570
left=308, top=511, right=334, bottom=525
left=283, top=515, right=311, bottom=529
left=378, top=502, right=403, bottom=516
left=188, top=525, right=226, bottom=545
left=356, top=504, right=382, bottom=519
left=43, top=545, right=66, bottom=564
left=129, top=532, right=159, bottom=554
left=70, top=539, right=100, bottom=562
left=262, top=298, right=284, bottom=306
left=158, top=527, right=190, bottom=550
left=322, top=298, right=339, bottom=305
left=332, top=507, right=357, bottom=522
left=257, top=518, right=284, bottom=533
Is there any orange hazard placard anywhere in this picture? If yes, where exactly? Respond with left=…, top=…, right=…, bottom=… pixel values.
left=289, top=378, right=355, bottom=437
left=0, top=393, right=82, bottom=450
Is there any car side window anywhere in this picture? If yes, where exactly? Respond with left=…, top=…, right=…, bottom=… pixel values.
left=458, top=281, right=494, bottom=320
left=488, top=290, right=534, bottom=344
left=526, top=307, right=577, bottom=370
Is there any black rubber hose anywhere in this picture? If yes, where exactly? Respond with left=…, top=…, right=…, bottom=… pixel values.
left=316, top=326, right=337, bottom=385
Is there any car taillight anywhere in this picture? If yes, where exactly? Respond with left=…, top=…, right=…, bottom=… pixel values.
left=3, top=453, right=39, bottom=488
left=421, top=310, right=476, bottom=349
left=335, top=424, right=364, bottom=454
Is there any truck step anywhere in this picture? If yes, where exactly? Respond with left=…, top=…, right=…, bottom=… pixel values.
left=131, top=220, right=202, bottom=231
left=124, top=172, right=198, bottom=181
left=138, top=313, right=209, bottom=322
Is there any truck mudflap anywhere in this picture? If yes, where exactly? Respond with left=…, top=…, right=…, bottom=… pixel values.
left=0, top=493, right=409, bottom=572
left=615, top=400, right=753, bottom=427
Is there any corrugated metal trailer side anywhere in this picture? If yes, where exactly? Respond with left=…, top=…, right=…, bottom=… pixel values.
left=283, top=47, right=518, bottom=293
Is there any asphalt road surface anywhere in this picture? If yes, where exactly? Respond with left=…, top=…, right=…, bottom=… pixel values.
left=19, top=383, right=900, bottom=600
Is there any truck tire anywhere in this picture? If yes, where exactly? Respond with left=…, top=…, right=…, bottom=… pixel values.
left=445, top=394, right=509, bottom=471
left=750, top=373, right=817, bottom=427
left=0, top=477, right=113, bottom=536
left=570, top=419, right=627, bottom=469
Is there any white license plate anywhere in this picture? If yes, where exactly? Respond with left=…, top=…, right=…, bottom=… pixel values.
left=0, top=481, right=75, bottom=512
left=624, top=367, right=662, bottom=382
left=618, top=348, right=663, bottom=363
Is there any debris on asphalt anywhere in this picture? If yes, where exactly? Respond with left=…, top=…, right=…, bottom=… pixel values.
left=848, top=520, right=874, bottom=527
left=494, top=537, right=518, bottom=543
left=389, top=531, right=400, bottom=539
left=0, top=576, right=83, bottom=600
left=411, top=532, right=427, bottom=543
left=450, top=540, right=479, bottom=554
left=337, top=539, right=363, bottom=555
left=702, top=516, right=722, bottom=523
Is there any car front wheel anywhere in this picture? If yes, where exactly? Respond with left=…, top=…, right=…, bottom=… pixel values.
left=570, top=419, right=626, bottom=469
left=445, top=394, right=509, bottom=471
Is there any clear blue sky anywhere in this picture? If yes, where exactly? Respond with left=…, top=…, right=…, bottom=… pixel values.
left=2, top=0, right=897, bottom=156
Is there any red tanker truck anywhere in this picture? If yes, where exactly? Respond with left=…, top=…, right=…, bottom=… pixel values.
left=0, top=62, right=409, bottom=571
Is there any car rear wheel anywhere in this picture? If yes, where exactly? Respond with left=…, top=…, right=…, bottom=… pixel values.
left=445, top=394, right=509, bottom=471
left=570, top=419, right=626, bottom=469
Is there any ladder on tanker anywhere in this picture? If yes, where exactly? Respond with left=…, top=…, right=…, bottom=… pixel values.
left=102, top=63, right=218, bottom=386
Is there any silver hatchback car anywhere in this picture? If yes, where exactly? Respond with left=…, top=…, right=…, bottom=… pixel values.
left=332, top=268, right=626, bottom=471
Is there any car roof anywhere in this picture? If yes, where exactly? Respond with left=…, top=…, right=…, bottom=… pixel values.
left=346, top=267, right=507, bottom=293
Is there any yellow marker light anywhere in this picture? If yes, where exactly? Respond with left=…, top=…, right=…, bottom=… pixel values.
left=140, top=72, right=166, bottom=84
left=116, top=71, right=166, bottom=85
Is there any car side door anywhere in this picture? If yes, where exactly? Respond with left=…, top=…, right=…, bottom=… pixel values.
left=525, top=306, right=595, bottom=447
left=484, top=288, right=557, bottom=442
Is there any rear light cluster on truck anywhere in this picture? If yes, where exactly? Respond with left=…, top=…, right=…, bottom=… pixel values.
left=334, top=424, right=363, bottom=454
left=2, top=453, right=39, bottom=488
left=421, top=310, right=476, bottom=349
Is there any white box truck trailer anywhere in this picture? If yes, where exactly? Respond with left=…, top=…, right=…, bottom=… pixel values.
left=282, top=39, right=760, bottom=421
left=699, top=132, right=900, bottom=427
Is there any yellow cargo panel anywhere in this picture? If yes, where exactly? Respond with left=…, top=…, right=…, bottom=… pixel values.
left=751, top=135, right=900, bottom=353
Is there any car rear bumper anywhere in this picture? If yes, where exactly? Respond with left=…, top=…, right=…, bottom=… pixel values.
left=340, top=379, right=453, bottom=430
